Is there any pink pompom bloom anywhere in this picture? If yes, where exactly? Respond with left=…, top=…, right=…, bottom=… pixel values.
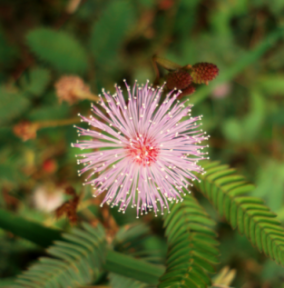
left=72, top=80, right=209, bottom=217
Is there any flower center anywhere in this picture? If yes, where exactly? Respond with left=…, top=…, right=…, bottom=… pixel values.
left=126, top=135, right=159, bottom=166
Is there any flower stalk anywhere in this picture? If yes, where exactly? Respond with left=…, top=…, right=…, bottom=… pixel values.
left=14, top=117, right=80, bottom=141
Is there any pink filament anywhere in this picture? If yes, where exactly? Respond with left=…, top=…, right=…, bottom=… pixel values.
left=72, top=80, right=209, bottom=217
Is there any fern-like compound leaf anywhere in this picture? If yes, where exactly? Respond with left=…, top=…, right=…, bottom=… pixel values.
left=194, top=161, right=284, bottom=266
left=158, top=194, right=219, bottom=288
left=26, top=28, right=88, bottom=73
left=10, top=222, right=106, bottom=288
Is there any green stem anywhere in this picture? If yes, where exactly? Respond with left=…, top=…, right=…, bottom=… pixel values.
left=104, top=250, right=164, bottom=285
left=75, top=90, right=100, bottom=102
left=37, top=117, right=80, bottom=129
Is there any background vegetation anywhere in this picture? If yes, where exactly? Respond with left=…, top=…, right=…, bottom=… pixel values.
left=0, top=0, right=284, bottom=287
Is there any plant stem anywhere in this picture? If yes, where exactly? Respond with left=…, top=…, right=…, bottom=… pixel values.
left=83, top=92, right=100, bottom=102
left=76, top=90, right=100, bottom=102
left=104, top=250, right=164, bottom=285
left=36, top=117, right=80, bottom=129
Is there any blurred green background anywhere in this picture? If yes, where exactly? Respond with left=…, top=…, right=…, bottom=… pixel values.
left=0, top=0, right=284, bottom=287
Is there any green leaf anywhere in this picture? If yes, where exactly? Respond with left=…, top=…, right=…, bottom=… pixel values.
left=242, top=90, right=265, bottom=140
left=27, top=103, right=70, bottom=121
left=90, top=0, right=134, bottom=66
left=194, top=161, right=284, bottom=266
left=222, top=90, right=265, bottom=143
left=0, top=86, right=30, bottom=125
left=0, top=209, right=62, bottom=247
left=10, top=223, right=106, bottom=288
left=222, top=118, right=243, bottom=142
left=26, top=28, right=88, bottom=73
left=0, top=164, right=26, bottom=184
left=0, top=30, right=18, bottom=68
left=257, top=74, right=284, bottom=95
left=21, top=67, right=51, bottom=97
left=252, top=160, right=284, bottom=211
left=0, top=278, right=15, bottom=287
left=158, top=194, right=219, bottom=288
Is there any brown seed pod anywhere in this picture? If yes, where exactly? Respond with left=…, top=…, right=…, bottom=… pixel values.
left=13, top=120, right=38, bottom=141
left=191, top=62, right=219, bottom=85
left=166, top=69, right=192, bottom=90
left=178, top=84, right=196, bottom=98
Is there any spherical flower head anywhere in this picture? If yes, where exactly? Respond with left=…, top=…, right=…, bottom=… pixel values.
left=13, top=120, right=38, bottom=141
left=72, top=80, right=209, bottom=217
left=55, top=76, right=90, bottom=104
left=191, top=62, right=219, bottom=85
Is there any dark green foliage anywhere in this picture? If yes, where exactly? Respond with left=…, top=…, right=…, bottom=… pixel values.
left=109, top=224, right=152, bottom=287
left=90, top=0, right=134, bottom=67
left=0, top=211, right=165, bottom=285
left=27, top=104, right=70, bottom=121
left=222, top=90, right=265, bottom=143
left=26, top=28, right=88, bottom=73
left=10, top=223, right=106, bottom=288
left=107, top=224, right=165, bottom=285
left=113, top=222, right=166, bottom=263
left=105, top=250, right=164, bottom=285
left=0, top=209, right=62, bottom=248
left=173, top=0, right=199, bottom=37
left=0, top=87, right=30, bottom=125
left=158, top=194, right=219, bottom=288
left=0, top=30, right=18, bottom=69
left=109, top=273, right=149, bottom=288
left=0, top=164, right=26, bottom=184
left=190, top=26, right=284, bottom=105
left=194, top=161, right=284, bottom=266
left=110, top=223, right=165, bottom=287
left=20, top=67, right=51, bottom=97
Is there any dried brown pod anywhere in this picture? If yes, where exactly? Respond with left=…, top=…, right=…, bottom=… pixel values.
left=56, top=186, right=79, bottom=224
left=13, top=120, right=38, bottom=141
left=166, top=69, right=192, bottom=90
left=55, top=76, right=90, bottom=104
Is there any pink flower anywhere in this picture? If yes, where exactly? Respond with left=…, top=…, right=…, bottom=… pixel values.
left=72, top=80, right=209, bottom=217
